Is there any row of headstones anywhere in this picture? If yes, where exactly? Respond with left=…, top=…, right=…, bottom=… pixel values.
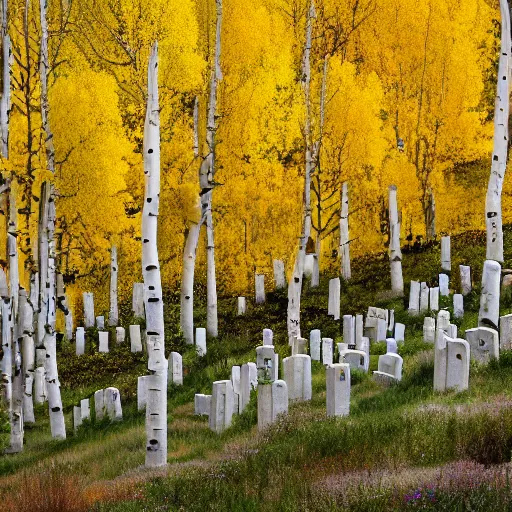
left=73, top=387, right=123, bottom=431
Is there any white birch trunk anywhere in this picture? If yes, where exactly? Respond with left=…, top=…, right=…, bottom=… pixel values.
left=0, top=0, right=11, bottom=158
left=339, top=182, right=350, bottom=280
left=486, top=0, right=511, bottom=262
left=7, top=186, right=18, bottom=318
left=1, top=297, right=11, bottom=410
left=143, top=44, right=167, bottom=468
left=19, top=289, right=35, bottom=424
left=43, top=331, right=65, bottom=439
left=108, top=245, right=118, bottom=326
left=388, top=185, right=404, bottom=294
left=287, top=0, right=315, bottom=343
left=7, top=338, right=23, bottom=452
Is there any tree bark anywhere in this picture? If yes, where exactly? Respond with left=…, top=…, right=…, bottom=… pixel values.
left=339, top=182, right=351, bottom=280
left=486, top=0, right=511, bottom=262
left=108, top=245, right=118, bottom=326
left=143, top=43, right=167, bottom=468
left=7, top=185, right=19, bottom=318
left=0, top=0, right=10, bottom=158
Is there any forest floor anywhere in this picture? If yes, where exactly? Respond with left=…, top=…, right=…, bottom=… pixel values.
left=3, top=228, right=512, bottom=510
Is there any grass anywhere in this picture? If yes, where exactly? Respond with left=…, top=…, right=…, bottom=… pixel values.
left=2, top=228, right=512, bottom=510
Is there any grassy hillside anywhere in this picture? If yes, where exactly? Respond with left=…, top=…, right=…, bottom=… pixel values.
left=3, top=228, right=512, bottom=511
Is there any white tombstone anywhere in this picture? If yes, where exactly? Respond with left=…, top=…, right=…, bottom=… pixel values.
left=255, top=274, right=265, bottom=304
left=447, top=324, right=458, bottom=339
left=248, top=362, right=258, bottom=390
left=408, top=281, right=420, bottom=315
left=209, top=380, right=234, bottom=433
left=359, top=337, right=370, bottom=360
left=273, top=259, right=286, bottom=290
left=96, top=316, right=105, bottom=329
left=283, top=354, right=312, bottom=402
left=137, top=376, right=149, bottom=411
left=429, top=287, right=440, bottom=312
left=105, top=387, right=122, bottom=421
left=339, top=349, right=369, bottom=373
left=434, top=332, right=469, bottom=392
left=322, top=338, right=333, bottom=366
left=130, top=325, right=142, bottom=353
left=116, top=327, right=125, bottom=344
left=83, top=292, right=95, bottom=328
left=478, top=260, right=501, bottom=330
left=240, top=363, right=252, bottom=412
left=94, top=389, right=105, bottom=420
left=256, top=345, right=276, bottom=430
left=76, top=327, right=85, bottom=356
left=439, top=274, right=450, bottom=297
left=394, top=323, right=405, bottom=343
left=420, top=282, right=429, bottom=312
left=343, top=315, right=355, bottom=347
left=453, top=294, right=464, bottom=319
left=437, top=310, right=451, bottom=333
left=441, top=236, right=451, bottom=271
left=98, top=331, right=109, bottom=353
left=387, top=310, right=395, bottom=333
left=355, top=314, right=364, bottom=348
left=376, top=318, right=387, bottom=342
left=386, top=338, right=398, bottom=354
left=132, top=282, right=145, bottom=319
left=196, top=327, right=207, bottom=356
left=231, top=365, right=241, bottom=412
left=263, top=328, right=273, bottom=346
left=169, top=352, right=183, bottom=386
left=500, top=314, right=512, bottom=351
left=237, top=297, right=246, bottom=315
left=80, top=398, right=90, bottom=421
left=73, top=406, right=82, bottom=432
left=465, top=327, right=499, bottom=364
left=328, top=278, right=341, bottom=320
left=373, top=353, right=403, bottom=385
left=423, top=317, right=436, bottom=343
left=460, top=265, right=472, bottom=296
left=292, top=336, right=307, bottom=356
left=304, top=254, right=314, bottom=278
left=271, top=380, right=288, bottom=420
left=326, top=363, right=350, bottom=417
left=310, top=330, right=321, bottom=361
left=194, top=394, right=211, bottom=416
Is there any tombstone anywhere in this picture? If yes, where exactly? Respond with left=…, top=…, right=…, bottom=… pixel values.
left=460, top=265, right=472, bottom=296
left=80, top=398, right=90, bottom=421
left=310, top=330, right=321, bottom=361
left=423, top=317, right=436, bottom=343
left=76, top=327, right=85, bottom=356
left=408, top=281, right=420, bottom=315
left=130, top=325, right=143, bottom=353
left=447, top=324, right=458, bottom=339
left=83, top=292, right=95, bottom=328
left=359, top=337, right=370, bottom=360
left=292, top=336, right=307, bottom=356
left=437, top=310, right=451, bottom=333
left=271, top=380, right=288, bottom=421
left=420, top=282, right=429, bottom=312
left=137, top=376, right=149, bottom=411
left=465, top=327, right=499, bottom=364
left=304, top=254, right=314, bottom=278
left=263, top=328, right=273, bottom=346
left=478, top=260, right=501, bottom=330
left=255, top=274, right=265, bottom=304
left=66, top=310, right=73, bottom=341
left=500, top=314, right=512, bottom=351
left=257, top=345, right=276, bottom=430
left=73, top=406, right=82, bottom=432
left=376, top=319, right=387, bottom=342
left=240, top=363, right=252, bottom=412
left=394, top=323, right=405, bottom=343
left=326, top=363, right=350, bottom=417
left=105, top=387, right=122, bottom=421
left=248, top=362, right=258, bottom=390
left=373, top=353, right=403, bottom=386
left=355, top=315, right=364, bottom=348
left=98, top=331, right=109, bottom=353
left=231, top=365, right=241, bottom=413
left=116, top=327, right=125, bottom=344
left=387, top=310, right=395, bottom=333
left=386, top=338, right=398, bottom=354
left=209, top=380, right=234, bottom=433
left=339, top=349, right=369, bottom=373
left=429, top=287, right=440, bottom=312
left=96, top=316, right=105, bottom=329
left=132, top=282, right=145, bottom=319
left=439, top=274, right=450, bottom=297
left=328, top=278, right=341, bottom=320
left=94, top=389, right=105, bottom=420
left=196, top=327, right=207, bottom=356
left=283, top=354, right=312, bottom=402
left=453, top=294, right=464, bottom=319
left=194, top=394, right=211, bottom=416
left=273, top=259, right=286, bottom=290
left=441, top=236, right=451, bottom=271
left=343, top=315, right=355, bottom=347
left=434, top=332, right=470, bottom=392
left=168, top=352, right=183, bottom=386
left=322, top=338, right=333, bottom=366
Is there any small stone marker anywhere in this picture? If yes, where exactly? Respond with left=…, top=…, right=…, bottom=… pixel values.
left=322, top=338, right=333, bottom=366
left=96, top=316, right=105, bottom=329
left=255, top=274, right=265, bottom=304
left=231, top=365, right=241, bottom=412
left=196, top=327, right=207, bottom=356
left=194, top=394, right=211, bottom=416
left=376, top=318, right=387, bottom=342
left=423, top=317, right=436, bottom=343
left=116, top=327, right=125, bottom=344
left=310, top=330, right=321, bottom=361
left=429, top=287, right=440, bottom=312
left=98, top=331, right=109, bottom=353
left=240, top=363, right=252, bottom=412
left=292, top=336, right=307, bottom=356
left=408, top=281, right=420, bottom=315
left=76, top=327, right=85, bottom=355
left=105, top=387, right=122, bottom=421
left=257, top=345, right=276, bottom=430
left=328, top=278, right=341, bottom=320
left=386, top=338, right=398, bottom=354
left=387, top=310, right=395, bottom=333
left=169, top=352, right=183, bottom=385
left=343, top=315, right=355, bottom=347
left=238, top=297, right=246, bottom=315
left=248, top=362, right=258, bottom=389
left=132, top=283, right=145, bottom=319
left=80, top=398, right=90, bottom=421
left=273, top=259, right=286, bottom=289
left=434, top=332, right=469, bottom=392
left=130, top=325, right=142, bottom=353
left=478, top=260, right=501, bottom=330
left=73, top=406, right=82, bottom=432
left=339, top=348, right=368, bottom=373
left=460, top=265, right=472, bottom=296
left=500, top=314, right=512, bottom=350
left=355, top=314, right=364, bottom=348
left=94, top=389, right=105, bottom=420
left=326, top=363, right=350, bottom=417
left=465, top=327, right=499, bottom=364
left=447, top=324, right=458, bottom=339
left=373, top=353, right=403, bottom=385
left=283, top=354, right=312, bottom=402
left=271, top=380, right=288, bottom=421
left=138, top=376, right=149, bottom=411
left=437, top=310, right=451, bottom=333
left=394, top=323, right=405, bottom=343
left=420, top=282, right=429, bottom=312
left=453, top=294, right=464, bottom=319
left=209, top=380, right=234, bottom=433
left=263, top=328, right=273, bottom=346
left=441, top=236, right=451, bottom=271
left=439, top=273, right=450, bottom=297
left=83, top=292, right=95, bottom=328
